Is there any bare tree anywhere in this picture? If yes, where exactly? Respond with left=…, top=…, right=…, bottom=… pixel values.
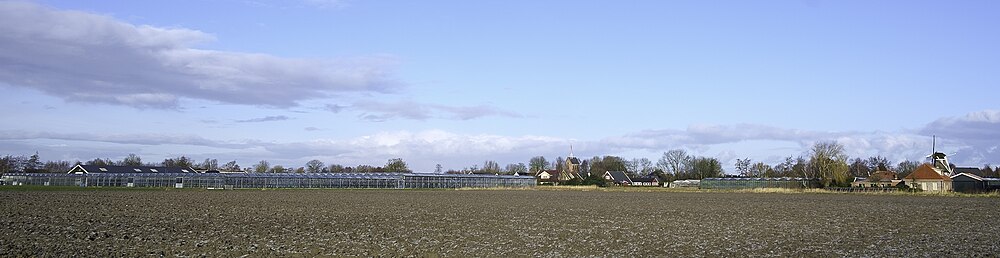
left=222, top=160, right=240, bottom=171
left=773, top=156, right=795, bottom=177
left=0, top=155, right=24, bottom=173
left=637, top=158, right=654, bottom=175
left=120, top=154, right=142, bottom=166
left=657, top=149, right=691, bottom=176
left=982, top=164, right=996, bottom=178
left=254, top=160, right=270, bottom=173
left=625, top=158, right=641, bottom=178
left=504, top=163, right=528, bottom=175
left=735, top=158, right=752, bottom=177
left=162, top=156, right=193, bottom=168
left=198, top=158, right=219, bottom=170
left=896, top=160, right=921, bottom=179
left=848, top=158, right=870, bottom=178
left=306, top=159, right=325, bottom=173
left=482, top=160, right=501, bottom=174
left=554, top=157, right=565, bottom=172
left=43, top=160, right=71, bottom=173
left=85, top=158, right=113, bottom=166
left=528, top=156, right=548, bottom=172
left=751, top=162, right=772, bottom=178
left=866, top=156, right=892, bottom=171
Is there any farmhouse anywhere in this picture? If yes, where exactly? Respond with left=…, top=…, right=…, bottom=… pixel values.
left=537, top=169, right=575, bottom=185
left=850, top=170, right=901, bottom=188
left=603, top=171, right=632, bottom=186
left=903, top=164, right=952, bottom=192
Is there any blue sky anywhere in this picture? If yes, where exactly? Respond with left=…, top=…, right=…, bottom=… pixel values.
left=1, top=0, right=998, bottom=171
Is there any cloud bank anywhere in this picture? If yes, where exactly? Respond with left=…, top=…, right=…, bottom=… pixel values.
left=235, top=115, right=291, bottom=123
left=5, top=109, right=997, bottom=171
left=921, top=110, right=1000, bottom=165
left=323, top=100, right=522, bottom=121
left=0, top=2, right=397, bottom=108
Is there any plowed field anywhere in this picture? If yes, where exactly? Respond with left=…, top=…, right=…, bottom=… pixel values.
left=1, top=189, right=997, bottom=257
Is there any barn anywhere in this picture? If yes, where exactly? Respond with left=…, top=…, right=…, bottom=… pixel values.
left=950, top=173, right=1000, bottom=193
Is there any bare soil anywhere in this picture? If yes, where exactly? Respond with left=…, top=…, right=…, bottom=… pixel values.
left=1, top=189, right=997, bottom=257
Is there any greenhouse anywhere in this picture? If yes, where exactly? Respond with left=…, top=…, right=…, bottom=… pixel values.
left=0, top=172, right=536, bottom=189
left=699, top=177, right=820, bottom=190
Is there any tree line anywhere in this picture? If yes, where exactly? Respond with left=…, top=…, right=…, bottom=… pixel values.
left=3, top=141, right=997, bottom=186
left=0, top=153, right=411, bottom=174
left=444, top=141, right=998, bottom=187
left=731, top=141, right=998, bottom=186
left=441, top=151, right=725, bottom=186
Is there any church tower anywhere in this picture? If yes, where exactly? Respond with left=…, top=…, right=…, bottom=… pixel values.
left=565, top=145, right=581, bottom=177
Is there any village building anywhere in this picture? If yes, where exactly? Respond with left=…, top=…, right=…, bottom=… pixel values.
left=534, top=147, right=584, bottom=185
left=566, top=156, right=582, bottom=178
left=850, top=170, right=901, bottom=188
left=950, top=173, right=1000, bottom=193
left=631, top=176, right=659, bottom=187
left=603, top=171, right=632, bottom=186
left=537, top=169, right=574, bottom=185
left=903, top=164, right=952, bottom=192
left=953, top=167, right=986, bottom=177
left=513, top=170, right=534, bottom=177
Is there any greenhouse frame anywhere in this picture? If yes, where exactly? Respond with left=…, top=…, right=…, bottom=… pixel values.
left=699, top=177, right=820, bottom=190
left=0, top=172, right=537, bottom=189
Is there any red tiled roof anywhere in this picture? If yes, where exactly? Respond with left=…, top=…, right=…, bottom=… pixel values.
left=904, top=164, right=952, bottom=181
left=867, top=170, right=898, bottom=182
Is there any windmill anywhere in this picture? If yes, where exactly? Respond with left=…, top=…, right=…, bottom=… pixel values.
left=926, top=135, right=954, bottom=176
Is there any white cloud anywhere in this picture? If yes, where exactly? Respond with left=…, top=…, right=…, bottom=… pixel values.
left=921, top=110, right=1000, bottom=141
left=920, top=110, right=1000, bottom=165
left=235, top=115, right=291, bottom=123
left=4, top=110, right=998, bottom=170
left=331, top=100, right=523, bottom=121
left=0, top=2, right=397, bottom=108
left=0, top=130, right=252, bottom=149
left=599, top=124, right=845, bottom=151
left=301, top=0, right=347, bottom=9
left=242, top=0, right=348, bottom=9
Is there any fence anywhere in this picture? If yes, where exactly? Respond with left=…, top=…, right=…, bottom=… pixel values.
left=0, top=172, right=536, bottom=189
